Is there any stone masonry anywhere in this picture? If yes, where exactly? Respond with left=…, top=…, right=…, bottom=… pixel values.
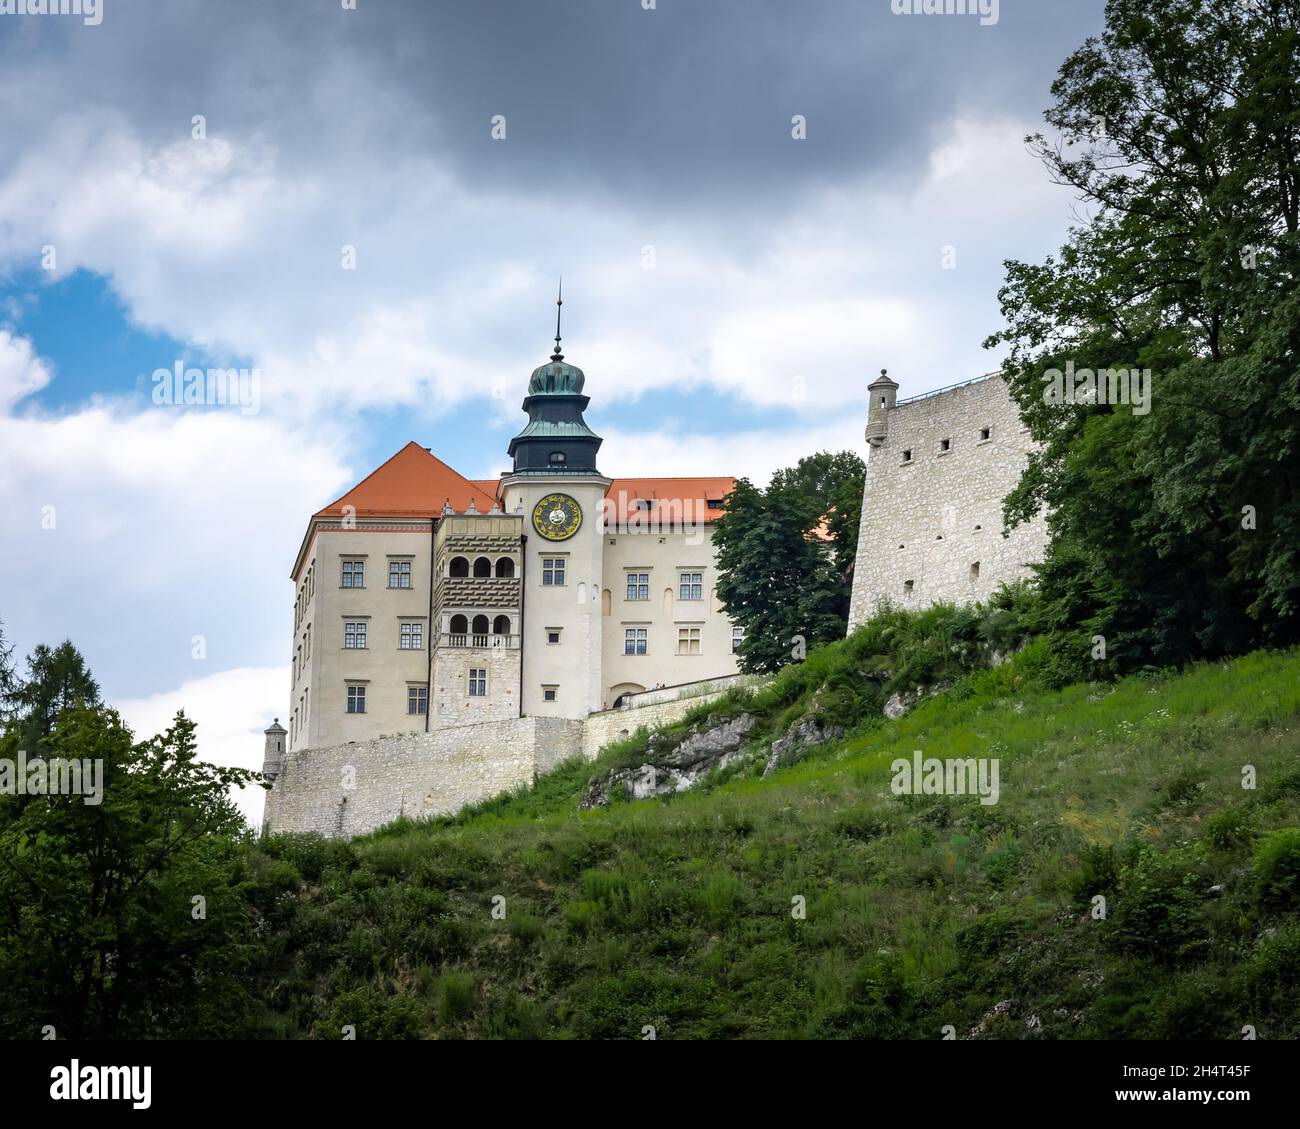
left=262, top=674, right=751, bottom=838
left=848, top=372, right=1048, bottom=629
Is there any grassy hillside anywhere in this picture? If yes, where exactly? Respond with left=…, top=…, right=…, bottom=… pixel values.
left=245, top=629, right=1300, bottom=1040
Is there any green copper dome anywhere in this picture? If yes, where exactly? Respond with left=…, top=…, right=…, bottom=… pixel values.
left=527, top=357, right=586, bottom=396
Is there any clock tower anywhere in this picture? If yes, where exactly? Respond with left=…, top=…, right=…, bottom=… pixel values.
left=500, top=290, right=610, bottom=718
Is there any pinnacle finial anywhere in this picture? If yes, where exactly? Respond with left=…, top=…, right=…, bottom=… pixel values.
left=551, top=278, right=564, bottom=361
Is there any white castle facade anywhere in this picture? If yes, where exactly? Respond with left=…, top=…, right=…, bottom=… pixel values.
left=261, top=342, right=1045, bottom=838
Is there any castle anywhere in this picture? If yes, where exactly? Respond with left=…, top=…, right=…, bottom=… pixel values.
left=261, top=321, right=1045, bottom=838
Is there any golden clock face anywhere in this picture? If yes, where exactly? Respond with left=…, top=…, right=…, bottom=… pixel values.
left=532, top=493, right=582, bottom=541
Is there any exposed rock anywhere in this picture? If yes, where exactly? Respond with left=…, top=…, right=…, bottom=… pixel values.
left=762, top=715, right=845, bottom=777
left=580, top=713, right=756, bottom=808
left=883, top=682, right=952, bottom=720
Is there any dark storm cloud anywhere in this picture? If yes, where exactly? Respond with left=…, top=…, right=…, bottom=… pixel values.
left=1, top=0, right=1104, bottom=211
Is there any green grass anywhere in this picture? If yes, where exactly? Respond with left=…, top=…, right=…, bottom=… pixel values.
left=246, top=640, right=1300, bottom=1040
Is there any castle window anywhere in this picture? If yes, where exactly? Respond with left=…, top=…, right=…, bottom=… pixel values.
left=449, top=614, right=468, bottom=636
left=346, top=685, right=367, bottom=714
left=549, top=451, right=566, bottom=464
left=542, top=558, right=566, bottom=586
left=547, top=628, right=561, bottom=645
left=732, top=625, right=746, bottom=654
left=970, top=561, right=981, bottom=581
left=471, top=614, right=490, bottom=638
left=676, top=627, right=702, bottom=655
left=399, top=621, right=423, bottom=650
left=344, top=621, right=367, bottom=649
left=495, top=557, right=515, bottom=578
left=903, top=580, right=914, bottom=596
left=493, top=615, right=511, bottom=636
left=449, top=556, right=469, bottom=578
left=626, top=572, right=650, bottom=601
left=901, top=449, right=913, bottom=464
left=974, top=524, right=983, bottom=531
left=469, top=668, right=487, bottom=697
left=678, top=572, right=703, bottom=601
left=898, top=544, right=905, bottom=550
left=408, top=686, right=428, bottom=714
left=473, top=556, right=492, bottom=578
left=939, top=438, right=951, bottom=453
left=979, top=426, right=991, bottom=441
left=388, top=559, right=412, bottom=589
left=624, top=627, right=648, bottom=656
left=543, top=685, right=558, bottom=702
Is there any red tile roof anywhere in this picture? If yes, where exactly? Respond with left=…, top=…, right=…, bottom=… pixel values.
left=315, top=442, right=500, bottom=519
left=315, top=447, right=734, bottom=526
left=603, top=477, right=735, bottom=525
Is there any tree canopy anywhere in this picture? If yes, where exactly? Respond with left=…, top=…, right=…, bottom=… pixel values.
left=985, top=0, right=1300, bottom=676
left=713, top=451, right=864, bottom=672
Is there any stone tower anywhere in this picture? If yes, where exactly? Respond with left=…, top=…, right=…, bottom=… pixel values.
left=500, top=290, right=610, bottom=719
left=261, top=718, right=287, bottom=782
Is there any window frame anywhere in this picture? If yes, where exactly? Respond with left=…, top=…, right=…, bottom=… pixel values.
left=388, top=558, right=413, bottom=589
left=342, top=558, right=365, bottom=588
left=541, top=557, right=567, bottom=586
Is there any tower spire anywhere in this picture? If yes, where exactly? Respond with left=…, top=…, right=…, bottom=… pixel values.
left=551, top=278, right=564, bottom=360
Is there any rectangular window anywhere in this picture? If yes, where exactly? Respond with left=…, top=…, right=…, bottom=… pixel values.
left=399, top=621, right=423, bottom=650
left=979, top=427, right=991, bottom=441
left=678, top=572, right=703, bottom=600
left=469, top=668, right=487, bottom=697
left=624, top=627, right=647, bottom=655
left=625, top=572, right=650, bottom=600
left=732, top=625, right=745, bottom=654
left=543, top=686, right=558, bottom=702
left=346, top=685, right=366, bottom=714
left=344, top=621, right=367, bottom=649
left=677, top=627, right=701, bottom=655
left=542, top=558, right=566, bottom=586
left=546, top=629, right=561, bottom=645
left=388, top=559, right=412, bottom=589
left=342, top=559, right=364, bottom=588
left=407, top=686, right=428, bottom=715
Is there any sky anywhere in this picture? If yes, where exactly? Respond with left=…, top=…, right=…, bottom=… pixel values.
left=0, top=0, right=1106, bottom=823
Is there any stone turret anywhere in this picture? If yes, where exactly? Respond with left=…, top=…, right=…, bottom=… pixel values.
left=262, top=719, right=287, bottom=783
left=865, top=369, right=898, bottom=447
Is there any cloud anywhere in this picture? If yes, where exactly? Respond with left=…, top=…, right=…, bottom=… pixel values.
left=0, top=332, right=355, bottom=699
left=0, top=329, right=53, bottom=410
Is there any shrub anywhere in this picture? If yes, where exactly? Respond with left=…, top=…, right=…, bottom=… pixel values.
left=1204, top=805, right=1255, bottom=851
left=435, top=971, right=478, bottom=1023
left=1109, top=847, right=1210, bottom=963
left=1253, top=829, right=1300, bottom=906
